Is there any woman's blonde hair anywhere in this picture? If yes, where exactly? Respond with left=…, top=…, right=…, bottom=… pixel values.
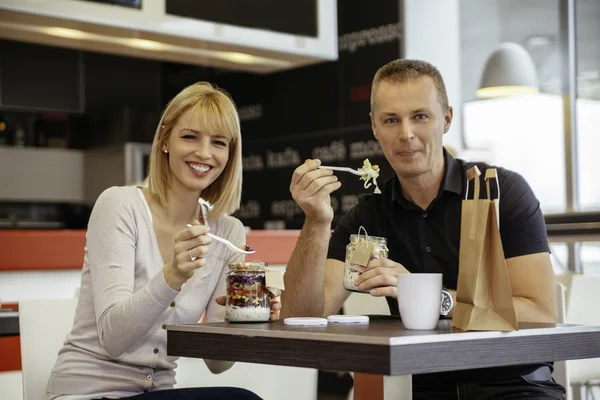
left=147, top=82, right=242, bottom=220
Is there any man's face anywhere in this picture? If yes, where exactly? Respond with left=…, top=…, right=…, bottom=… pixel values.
left=370, top=76, right=452, bottom=179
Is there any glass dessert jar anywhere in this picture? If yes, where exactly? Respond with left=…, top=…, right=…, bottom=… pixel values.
left=226, top=261, right=271, bottom=322
left=343, top=234, right=388, bottom=293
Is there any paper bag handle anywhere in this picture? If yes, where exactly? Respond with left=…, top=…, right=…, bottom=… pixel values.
left=485, top=169, right=500, bottom=202
left=485, top=168, right=501, bottom=229
left=465, top=166, right=481, bottom=200
left=465, top=166, right=482, bottom=239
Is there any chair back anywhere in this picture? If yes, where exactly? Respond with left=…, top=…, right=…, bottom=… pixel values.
left=555, top=274, right=574, bottom=309
left=553, top=282, right=572, bottom=399
left=19, top=298, right=77, bottom=400
left=566, top=275, right=600, bottom=384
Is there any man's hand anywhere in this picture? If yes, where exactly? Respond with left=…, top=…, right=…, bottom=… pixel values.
left=355, top=258, right=410, bottom=297
left=290, top=159, right=342, bottom=225
left=215, top=295, right=282, bottom=321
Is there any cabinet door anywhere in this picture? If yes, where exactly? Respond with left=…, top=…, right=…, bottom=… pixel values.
left=0, top=40, right=81, bottom=112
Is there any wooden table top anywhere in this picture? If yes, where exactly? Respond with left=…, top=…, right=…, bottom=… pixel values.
left=167, top=315, right=600, bottom=375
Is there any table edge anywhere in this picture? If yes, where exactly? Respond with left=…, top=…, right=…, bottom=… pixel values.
left=166, top=322, right=600, bottom=346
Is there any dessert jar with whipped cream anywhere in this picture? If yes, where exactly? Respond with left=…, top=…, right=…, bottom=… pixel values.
left=226, top=261, right=272, bottom=322
left=343, top=234, right=388, bottom=293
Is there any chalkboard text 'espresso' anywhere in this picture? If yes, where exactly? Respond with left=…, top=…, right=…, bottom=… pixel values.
left=312, top=140, right=346, bottom=163
left=349, top=140, right=384, bottom=159
left=267, top=147, right=302, bottom=169
left=243, top=154, right=264, bottom=171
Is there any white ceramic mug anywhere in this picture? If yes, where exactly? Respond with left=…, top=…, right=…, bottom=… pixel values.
left=396, top=273, right=442, bottom=330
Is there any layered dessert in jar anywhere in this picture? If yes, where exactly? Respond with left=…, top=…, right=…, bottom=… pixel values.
left=226, top=261, right=271, bottom=322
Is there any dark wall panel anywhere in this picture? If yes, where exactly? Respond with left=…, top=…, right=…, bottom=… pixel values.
left=83, top=51, right=162, bottom=146
left=84, top=52, right=161, bottom=113
left=166, top=0, right=318, bottom=37
left=0, top=40, right=80, bottom=112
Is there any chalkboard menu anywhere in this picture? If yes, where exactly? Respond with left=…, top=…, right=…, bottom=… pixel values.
left=161, top=0, right=403, bottom=229
left=235, top=1, right=402, bottom=229
left=237, top=126, right=394, bottom=230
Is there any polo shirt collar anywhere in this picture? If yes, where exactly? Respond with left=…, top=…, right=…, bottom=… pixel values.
left=391, top=149, right=462, bottom=208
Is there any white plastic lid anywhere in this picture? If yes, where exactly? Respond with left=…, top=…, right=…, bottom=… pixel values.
left=327, top=315, right=370, bottom=324
left=283, top=317, right=328, bottom=326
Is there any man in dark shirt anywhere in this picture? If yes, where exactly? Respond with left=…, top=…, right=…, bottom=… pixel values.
left=281, top=59, right=565, bottom=399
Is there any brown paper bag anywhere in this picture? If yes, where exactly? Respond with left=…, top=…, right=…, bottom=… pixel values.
left=451, top=167, right=518, bottom=332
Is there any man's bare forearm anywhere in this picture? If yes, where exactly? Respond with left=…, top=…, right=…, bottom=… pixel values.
left=281, top=221, right=331, bottom=318
left=513, top=297, right=556, bottom=323
left=448, top=290, right=556, bottom=323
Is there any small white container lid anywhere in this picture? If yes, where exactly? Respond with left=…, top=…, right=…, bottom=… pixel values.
left=327, top=315, right=370, bottom=324
left=283, top=317, right=328, bottom=326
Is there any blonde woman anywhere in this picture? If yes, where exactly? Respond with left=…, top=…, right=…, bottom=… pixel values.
left=47, top=83, right=262, bottom=400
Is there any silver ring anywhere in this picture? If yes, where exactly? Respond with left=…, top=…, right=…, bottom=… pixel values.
left=189, top=250, right=197, bottom=262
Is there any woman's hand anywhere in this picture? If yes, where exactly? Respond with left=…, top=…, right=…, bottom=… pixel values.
left=163, top=220, right=211, bottom=291
left=215, top=294, right=282, bottom=321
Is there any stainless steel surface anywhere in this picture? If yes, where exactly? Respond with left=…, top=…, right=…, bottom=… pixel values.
left=546, top=221, right=600, bottom=242
left=547, top=222, right=600, bottom=232
left=557, top=0, right=583, bottom=274
left=549, top=235, right=600, bottom=243
left=544, top=213, right=600, bottom=244
left=560, top=0, right=580, bottom=215
left=568, top=242, right=582, bottom=272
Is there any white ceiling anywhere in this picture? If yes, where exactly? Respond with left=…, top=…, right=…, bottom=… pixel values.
left=461, top=0, right=600, bottom=101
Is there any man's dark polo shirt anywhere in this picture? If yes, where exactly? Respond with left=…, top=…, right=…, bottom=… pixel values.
left=328, top=150, right=551, bottom=383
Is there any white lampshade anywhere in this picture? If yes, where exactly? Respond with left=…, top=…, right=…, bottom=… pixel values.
left=476, top=42, right=539, bottom=98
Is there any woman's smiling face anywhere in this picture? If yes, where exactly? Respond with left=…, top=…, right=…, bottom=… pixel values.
left=162, top=107, right=231, bottom=194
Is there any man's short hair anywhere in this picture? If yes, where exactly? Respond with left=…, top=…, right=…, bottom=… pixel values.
left=371, top=59, right=449, bottom=112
